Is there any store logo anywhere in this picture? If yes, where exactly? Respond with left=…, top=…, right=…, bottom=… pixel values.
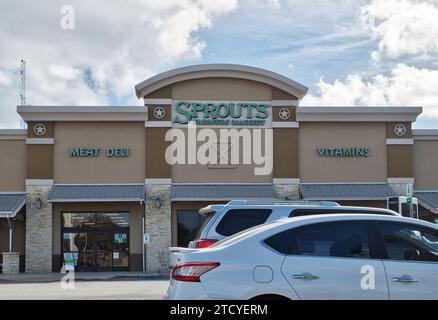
left=33, top=123, right=47, bottom=136
left=394, top=124, right=407, bottom=137
left=173, top=101, right=270, bottom=126
left=317, top=147, right=370, bottom=157
left=165, top=122, right=272, bottom=175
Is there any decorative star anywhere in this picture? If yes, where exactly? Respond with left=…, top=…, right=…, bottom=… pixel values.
left=34, top=123, right=46, bottom=136
left=279, top=108, right=291, bottom=120
left=153, top=106, right=166, bottom=119
left=394, top=124, right=406, bottom=137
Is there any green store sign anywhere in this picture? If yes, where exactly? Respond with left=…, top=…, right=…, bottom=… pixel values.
left=317, top=147, right=370, bottom=157
left=173, top=100, right=270, bottom=125
left=69, top=147, right=130, bottom=158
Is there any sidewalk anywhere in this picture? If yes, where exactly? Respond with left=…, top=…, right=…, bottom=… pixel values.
left=0, top=272, right=170, bottom=283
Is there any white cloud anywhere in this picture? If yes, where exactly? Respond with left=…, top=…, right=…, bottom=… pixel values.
left=0, top=0, right=238, bottom=127
left=361, top=0, right=438, bottom=59
left=302, top=63, right=438, bottom=119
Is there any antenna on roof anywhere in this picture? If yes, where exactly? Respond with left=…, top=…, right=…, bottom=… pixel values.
left=19, top=59, right=27, bottom=129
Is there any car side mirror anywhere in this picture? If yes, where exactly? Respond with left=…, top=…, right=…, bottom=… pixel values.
left=404, top=249, right=420, bottom=261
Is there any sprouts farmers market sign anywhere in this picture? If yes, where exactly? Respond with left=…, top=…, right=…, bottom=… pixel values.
left=173, top=101, right=271, bottom=126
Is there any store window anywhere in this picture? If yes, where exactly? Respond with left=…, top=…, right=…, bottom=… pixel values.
left=177, top=210, right=206, bottom=247
left=61, top=212, right=130, bottom=271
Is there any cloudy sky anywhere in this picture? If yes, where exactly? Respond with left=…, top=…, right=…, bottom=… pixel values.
left=1, top=0, right=438, bottom=128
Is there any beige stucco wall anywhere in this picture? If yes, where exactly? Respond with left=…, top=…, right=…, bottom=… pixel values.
left=299, top=122, right=387, bottom=182
left=171, top=128, right=273, bottom=183
left=53, top=122, right=146, bottom=184
left=414, top=140, right=438, bottom=190
left=0, top=140, right=26, bottom=191
left=171, top=78, right=273, bottom=101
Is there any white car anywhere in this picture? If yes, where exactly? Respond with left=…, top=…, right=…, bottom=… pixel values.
left=165, top=214, right=438, bottom=300
left=188, top=200, right=399, bottom=249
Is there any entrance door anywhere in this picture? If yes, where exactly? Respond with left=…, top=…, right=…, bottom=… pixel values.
left=62, top=212, right=130, bottom=272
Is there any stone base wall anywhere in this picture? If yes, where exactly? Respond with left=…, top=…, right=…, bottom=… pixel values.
left=2, top=252, right=20, bottom=274
left=25, top=185, right=53, bottom=272
left=145, top=184, right=171, bottom=273
left=274, top=184, right=300, bottom=200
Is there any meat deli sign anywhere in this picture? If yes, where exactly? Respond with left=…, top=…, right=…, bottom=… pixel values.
left=173, top=101, right=271, bottom=127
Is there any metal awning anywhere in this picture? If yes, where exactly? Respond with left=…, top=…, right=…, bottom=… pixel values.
left=301, top=184, right=397, bottom=200
left=415, top=192, right=438, bottom=214
left=0, top=193, right=26, bottom=218
left=171, top=184, right=279, bottom=201
left=48, top=185, right=145, bottom=203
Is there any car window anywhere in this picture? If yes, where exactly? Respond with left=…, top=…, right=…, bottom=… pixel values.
left=264, top=229, right=295, bottom=254
left=377, top=223, right=438, bottom=262
left=193, top=211, right=216, bottom=240
left=212, top=220, right=283, bottom=248
left=294, top=222, right=371, bottom=258
left=215, top=209, right=272, bottom=236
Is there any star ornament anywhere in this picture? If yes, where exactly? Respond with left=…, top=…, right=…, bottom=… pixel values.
left=153, top=106, right=166, bottom=119
left=394, top=124, right=406, bottom=137
left=279, top=108, right=291, bottom=120
left=33, top=123, right=47, bottom=136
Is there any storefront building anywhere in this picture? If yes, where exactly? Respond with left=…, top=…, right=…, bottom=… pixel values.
left=1, top=64, right=438, bottom=273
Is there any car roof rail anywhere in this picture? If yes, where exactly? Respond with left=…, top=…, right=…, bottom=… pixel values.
left=226, top=200, right=340, bottom=206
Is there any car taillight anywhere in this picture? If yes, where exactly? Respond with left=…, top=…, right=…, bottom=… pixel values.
left=171, top=262, right=220, bottom=282
left=194, top=239, right=219, bottom=248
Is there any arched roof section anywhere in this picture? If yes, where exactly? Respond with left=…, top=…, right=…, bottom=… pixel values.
left=135, top=64, right=308, bottom=100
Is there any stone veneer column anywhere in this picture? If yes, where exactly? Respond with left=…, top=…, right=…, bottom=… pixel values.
left=25, top=184, right=53, bottom=272
left=145, top=184, right=171, bottom=273
left=2, top=252, right=20, bottom=274
left=389, top=183, right=409, bottom=196
left=274, top=184, right=300, bottom=200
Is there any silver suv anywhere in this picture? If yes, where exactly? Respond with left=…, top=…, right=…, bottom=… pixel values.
left=188, top=200, right=400, bottom=248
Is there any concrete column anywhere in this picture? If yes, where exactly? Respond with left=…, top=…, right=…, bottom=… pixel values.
left=145, top=184, right=171, bottom=273
left=2, top=252, right=20, bottom=274
left=25, top=184, right=53, bottom=272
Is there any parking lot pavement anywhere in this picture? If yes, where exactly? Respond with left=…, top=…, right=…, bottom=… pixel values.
left=0, top=279, right=169, bottom=300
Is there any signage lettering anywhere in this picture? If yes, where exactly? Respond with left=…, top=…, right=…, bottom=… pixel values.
left=69, top=147, right=130, bottom=158
left=174, top=101, right=270, bottom=125
left=316, top=147, right=370, bottom=157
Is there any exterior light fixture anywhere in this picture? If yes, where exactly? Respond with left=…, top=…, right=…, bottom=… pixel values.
left=150, top=196, right=161, bottom=209
left=35, top=197, right=42, bottom=209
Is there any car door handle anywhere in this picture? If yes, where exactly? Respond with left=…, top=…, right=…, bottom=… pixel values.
left=392, top=275, right=420, bottom=283
left=293, top=273, right=320, bottom=280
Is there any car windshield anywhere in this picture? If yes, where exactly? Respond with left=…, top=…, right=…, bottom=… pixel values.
left=210, top=220, right=283, bottom=248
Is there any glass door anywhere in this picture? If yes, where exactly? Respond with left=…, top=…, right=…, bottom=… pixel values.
left=62, top=212, right=130, bottom=272
left=112, top=232, right=129, bottom=269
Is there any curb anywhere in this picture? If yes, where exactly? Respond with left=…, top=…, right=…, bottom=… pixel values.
left=0, top=274, right=170, bottom=284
